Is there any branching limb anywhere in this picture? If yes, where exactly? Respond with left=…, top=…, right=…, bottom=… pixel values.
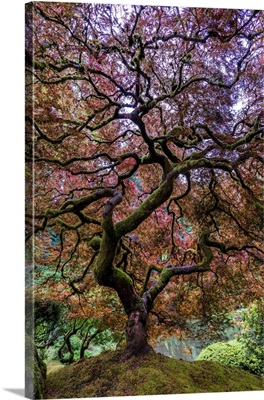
left=140, top=264, right=163, bottom=296
left=143, top=232, right=213, bottom=311
left=69, top=251, right=99, bottom=294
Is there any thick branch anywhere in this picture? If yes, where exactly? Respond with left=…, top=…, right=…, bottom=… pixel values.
left=93, top=190, right=142, bottom=315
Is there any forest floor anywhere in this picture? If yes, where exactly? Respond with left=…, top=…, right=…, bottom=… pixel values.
left=45, top=350, right=264, bottom=398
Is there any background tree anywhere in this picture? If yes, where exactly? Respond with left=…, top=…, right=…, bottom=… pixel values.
left=25, top=3, right=264, bottom=357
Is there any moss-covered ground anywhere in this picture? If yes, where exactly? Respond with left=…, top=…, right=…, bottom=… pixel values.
left=45, top=350, right=264, bottom=398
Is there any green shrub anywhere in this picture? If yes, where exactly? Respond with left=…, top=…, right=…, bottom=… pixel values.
left=196, top=339, right=263, bottom=375
left=196, top=340, right=245, bottom=369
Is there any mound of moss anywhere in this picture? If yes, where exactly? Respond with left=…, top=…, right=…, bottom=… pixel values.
left=45, top=350, right=264, bottom=398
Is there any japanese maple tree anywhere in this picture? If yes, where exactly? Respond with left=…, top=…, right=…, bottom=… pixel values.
left=25, top=3, right=264, bottom=357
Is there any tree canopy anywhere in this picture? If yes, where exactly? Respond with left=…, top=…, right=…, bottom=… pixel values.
left=25, top=3, right=264, bottom=356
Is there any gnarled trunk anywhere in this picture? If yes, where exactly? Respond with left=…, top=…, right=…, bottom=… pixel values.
left=91, top=176, right=177, bottom=357
left=125, top=306, right=153, bottom=356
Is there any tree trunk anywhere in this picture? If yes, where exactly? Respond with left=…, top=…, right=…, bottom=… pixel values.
left=125, top=306, right=153, bottom=356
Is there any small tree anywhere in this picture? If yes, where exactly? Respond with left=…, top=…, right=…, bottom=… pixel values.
left=58, top=319, right=105, bottom=364
left=238, top=301, right=264, bottom=375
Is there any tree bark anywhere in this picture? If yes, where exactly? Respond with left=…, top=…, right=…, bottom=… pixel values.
left=125, top=304, right=153, bottom=357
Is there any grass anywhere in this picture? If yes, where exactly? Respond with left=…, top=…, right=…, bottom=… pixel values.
left=45, top=350, right=264, bottom=398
